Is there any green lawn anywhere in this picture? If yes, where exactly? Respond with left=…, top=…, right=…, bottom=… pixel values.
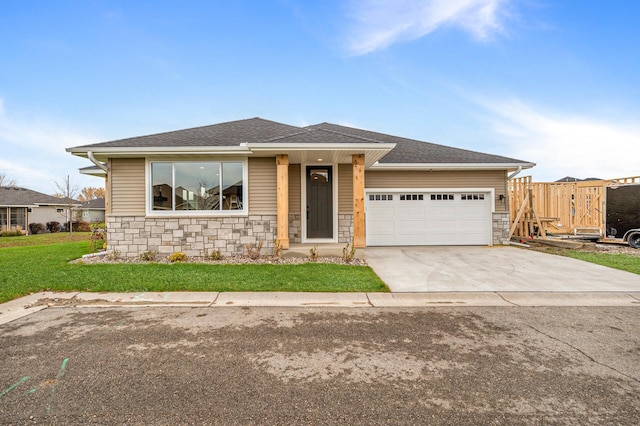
left=0, top=239, right=388, bottom=303
left=0, top=232, right=93, bottom=248
left=565, top=250, right=640, bottom=275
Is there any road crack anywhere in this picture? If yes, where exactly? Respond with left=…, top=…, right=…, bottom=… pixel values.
left=525, top=324, right=640, bottom=384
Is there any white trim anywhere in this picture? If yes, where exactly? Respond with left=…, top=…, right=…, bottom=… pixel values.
left=247, top=142, right=396, bottom=151
left=301, top=163, right=339, bottom=243
left=145, top=157, right=249, bottom=217
left=68, top=146, right=251, bottom=155
left=369, top=162, right=535, bottom=171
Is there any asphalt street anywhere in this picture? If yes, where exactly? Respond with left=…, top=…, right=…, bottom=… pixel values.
left=1, top=306, right=639, bottom=425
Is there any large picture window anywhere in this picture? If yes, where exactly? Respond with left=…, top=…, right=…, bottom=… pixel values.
left=151, top=161, right=245, bottom=212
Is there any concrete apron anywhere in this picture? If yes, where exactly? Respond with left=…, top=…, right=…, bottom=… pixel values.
left=2, top=291, right=640, bottom=326
left=364, top=246, right=640, bottom=292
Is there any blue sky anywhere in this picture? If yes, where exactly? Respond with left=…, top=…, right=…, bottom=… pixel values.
left=1, top=0, right=639, bottom=194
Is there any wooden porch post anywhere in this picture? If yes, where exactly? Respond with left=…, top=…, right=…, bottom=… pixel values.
left=276, top=154, right=290, bottom=249
left=352, top=154, right=366, bottom=248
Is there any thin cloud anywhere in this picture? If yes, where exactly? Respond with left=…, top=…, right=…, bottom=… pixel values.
left=0, top=99, right=102, bottom=193
left=345, top=0, right=511, bottom=55
left=479, top=98, right=640, bottom=181
left=0, top=100, right=98, bottom=154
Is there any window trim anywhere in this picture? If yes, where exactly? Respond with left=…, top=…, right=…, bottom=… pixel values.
left=145, top=157, right=249, bottom=217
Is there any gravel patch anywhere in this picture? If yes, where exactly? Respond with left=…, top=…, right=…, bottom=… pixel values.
left=72, top=252, right=367, bottom=266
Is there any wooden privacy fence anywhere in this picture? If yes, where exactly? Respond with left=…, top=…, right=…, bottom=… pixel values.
left=508, top=175, right=640, bottom=239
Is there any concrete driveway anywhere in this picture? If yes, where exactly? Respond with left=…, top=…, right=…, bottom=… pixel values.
left=365, top=246, right=640, bottom=292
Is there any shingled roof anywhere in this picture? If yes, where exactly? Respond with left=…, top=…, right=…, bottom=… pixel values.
left=0, top=186, right=72, bottom=207
left=80, top=198, right=106, bottom=209
left=306, top=122, right=526, bottom=164
left=68, top=117, right=532, bottom=166
left=75, top=118, right=302, bottom=148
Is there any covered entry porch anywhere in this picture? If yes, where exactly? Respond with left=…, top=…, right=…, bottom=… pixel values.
left=246, top=139, right=394, bottom=250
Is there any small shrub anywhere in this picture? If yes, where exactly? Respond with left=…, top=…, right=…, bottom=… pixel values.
left=309, top=244, right=318, bottom=262
left=90, top=222, right=106, bottom=231
left=342, top=242, right=357, bottom=263
left=66, top=221, right=91, bottom=232
left=105, top=250, right=120, bottom=260
left=47, top=221, right=61, bottom=233
left=89, top=230, right=106, bottom=252
left=272, top=239, right=283, bottom=260
left=29, top=223, right=46, bottom=234
left=205, top=249, right=223, bottom=261
left=245, top=241, right=264, bottom=260
left=168, top=252, right=188, bottom=263
left=140, top=250, right=159, bottom=261
left=1, top=228, right=24, bottom=237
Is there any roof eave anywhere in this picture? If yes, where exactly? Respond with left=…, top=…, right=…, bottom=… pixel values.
left=67, top=146, right=253, bottom=160
left=246, top=142, right=396, bottom=168
left=370, top=162, right=536, bottom=171
left=245, top=142, right=396, bottom=150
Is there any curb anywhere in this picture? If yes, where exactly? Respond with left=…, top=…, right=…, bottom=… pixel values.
left=2, top=291, right=640, bottom=326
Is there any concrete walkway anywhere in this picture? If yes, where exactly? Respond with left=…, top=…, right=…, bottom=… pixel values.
left=2, top=290, right=639, bottom=326
left=365, top=246, right=640, bottom=292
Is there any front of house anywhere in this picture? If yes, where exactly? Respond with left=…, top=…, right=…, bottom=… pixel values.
left=67, top=118, right=534, bottom=256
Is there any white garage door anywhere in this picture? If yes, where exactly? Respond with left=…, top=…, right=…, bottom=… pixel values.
left=366, top=191, right=492, bottom=246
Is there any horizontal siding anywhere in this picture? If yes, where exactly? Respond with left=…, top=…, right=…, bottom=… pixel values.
left=249, top=157, right=276, bottom=214
left=338, top=164, right=353, bottom=214
left=288, top=164, right=301, bottom=214
left=110, top=158, right=145, bottom=215
left=366, top=170, right=508, bottom=212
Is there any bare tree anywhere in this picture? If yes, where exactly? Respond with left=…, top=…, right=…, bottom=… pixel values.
left=54, top=175, right=80, bottom=236
left=0, top=173, right=17, bottom=187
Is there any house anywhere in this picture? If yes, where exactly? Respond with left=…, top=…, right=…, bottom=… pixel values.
left=67, top=118, right=534, bottom=257
left=79, top=198, right=106, bottom=223
left=0, top=186, right=78, bottom=232
left=555, top=176, right=602, bottom=183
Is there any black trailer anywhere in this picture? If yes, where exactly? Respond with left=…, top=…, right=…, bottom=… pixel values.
left=606, top=184, right=640, bottom=248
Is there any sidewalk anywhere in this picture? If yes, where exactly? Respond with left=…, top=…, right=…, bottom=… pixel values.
left=2, top=291, right=639, bottom=326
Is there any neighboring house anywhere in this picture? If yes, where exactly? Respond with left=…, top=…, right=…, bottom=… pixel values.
left=555, top=176, right=602, bottom=182
left=0, top=186, right=79, bottom=232
left=67, top=118, right=534, bottom=257
left=79, top=198, right=106, bottom=223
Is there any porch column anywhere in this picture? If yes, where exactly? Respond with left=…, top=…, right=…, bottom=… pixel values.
left=352, top=154, right=366, bottom=248
left=276, top=154, right=290, bottom=249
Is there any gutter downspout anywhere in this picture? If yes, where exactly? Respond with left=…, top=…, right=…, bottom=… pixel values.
left=508, top=166, right=522, bottom=180
left=88, top=151, right=108, bottom=173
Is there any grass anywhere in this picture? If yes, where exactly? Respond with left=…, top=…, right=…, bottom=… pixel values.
left=0, top=238, right=388, bottom=303
left=565, top=250, right=640, bottom=275
left=0, top=232, right=93, bottom=248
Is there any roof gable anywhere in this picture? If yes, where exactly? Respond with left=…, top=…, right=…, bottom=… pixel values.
left=306, top=123, right=527, bottom=165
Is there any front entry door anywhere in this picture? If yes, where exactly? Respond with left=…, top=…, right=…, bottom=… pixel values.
left=306, top=166, right=333, bottom=238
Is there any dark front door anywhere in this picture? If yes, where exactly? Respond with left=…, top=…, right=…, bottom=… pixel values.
left=307, top=166, right=333, bottom=238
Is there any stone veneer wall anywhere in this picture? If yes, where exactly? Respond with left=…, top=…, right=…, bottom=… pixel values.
left=288, top=213, right=301, bottom=244
left=492, top=212, right=510, bottom=245
left=338, top=213, right=353, bottom=244
left=107, top=215, right=276, bottom=258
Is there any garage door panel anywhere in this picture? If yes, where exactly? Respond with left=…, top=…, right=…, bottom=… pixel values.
left=366, top=191, right=491, bottom=246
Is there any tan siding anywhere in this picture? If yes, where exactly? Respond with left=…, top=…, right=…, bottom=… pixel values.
left=249, top=157, right=276, bottom=213
left=365, top=170, right=508, bottom=212
left=110, top=158, right=145, bottom=215
left=288, top=164, right=301, bottom=213
left=338, top=164, right=353, bottom=213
